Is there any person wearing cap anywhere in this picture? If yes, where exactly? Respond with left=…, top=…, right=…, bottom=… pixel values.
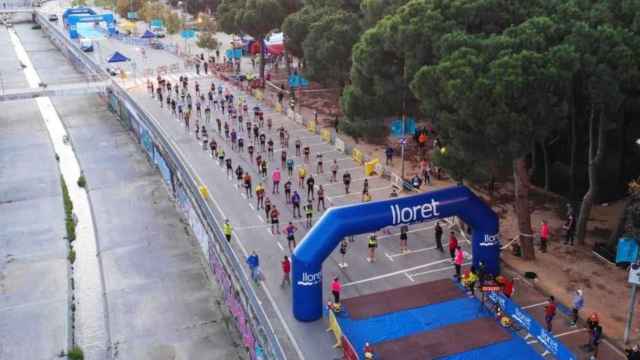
left=571, top=289, right=584, bottom=326
left=586, top=313, right=599, bottom=350
left=223, top=219, right=233, bottom=242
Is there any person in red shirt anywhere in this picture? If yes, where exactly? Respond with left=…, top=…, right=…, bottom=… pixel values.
left=280, top=256, right=291, bottom=287
left=448, top=231, right=458, bottom=260
left=331, top=277, right=341, bottom=303
left=540, top=220, right=549, bottom=253
left=544, top=296, right=556, bottom=333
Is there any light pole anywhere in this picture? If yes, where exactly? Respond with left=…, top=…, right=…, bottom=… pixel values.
left=400, top=60, right=407, bottom=181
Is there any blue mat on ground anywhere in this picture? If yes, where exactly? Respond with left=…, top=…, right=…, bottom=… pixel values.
left=337, top=296, right=485, bottom=355
left=437, top=334, right=543, bottom=360
left=77, top=23, right=106, bottom=40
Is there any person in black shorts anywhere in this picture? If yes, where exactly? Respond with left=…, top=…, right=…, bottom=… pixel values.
left=303, top=145, right=310, bottom=162
left=295, top=138, right=302, bottom=156
left=306, top=175, right=315, bottom=200
left=343, top=171, right=351, bottom=194
left=225, top=157, right=233, bottom=177
left=259, top=133, right=267, bottom=152
left=248, top=144, right=255, bottom=162
left=284, top=179, right=292, bottom=203
left=267, top=138, right=274, bottom=159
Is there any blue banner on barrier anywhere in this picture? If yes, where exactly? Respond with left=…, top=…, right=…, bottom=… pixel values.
left=225, top=48, right=243, bottom=59
left=616, top=237, right=639, bottom=264
left=153, top=147, right=172, bottom=186
left=488, top=292, right=577, bottom=360
left=139, top=125, right=153, bottom=159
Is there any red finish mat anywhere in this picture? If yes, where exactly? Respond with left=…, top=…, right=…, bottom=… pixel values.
left=372, top=318, right=511, bottom=360
left=342, top=279, right=462, bottom=320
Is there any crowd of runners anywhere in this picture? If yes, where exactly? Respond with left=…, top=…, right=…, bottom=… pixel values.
left=145, top=72, right=410, bottom=282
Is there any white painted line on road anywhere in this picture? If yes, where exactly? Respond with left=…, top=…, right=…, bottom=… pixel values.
left=343, top=258, right=457, bottom=288
left=386, top=246, right=437, bottom=259
left=276, top=242, right=284, bottom=252
left=405, top=272, right=415, bottom=282
left=248, top=203, right=255, bottom=210
left=322, top=176, right=369, bottom=187
left=522, top=301, right=548, bottom=310
left=328, top=185, right=393, bottom=201
left=410, top=261, right=471, bottom=278
left=378, top=225, right=435, bottom=240
left=384, top=252, right=394, bottom=262
left=257, top=214, right=265, bottom=223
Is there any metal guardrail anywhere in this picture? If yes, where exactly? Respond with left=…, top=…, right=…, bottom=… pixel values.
left=34, top=11, right=289, bottom=360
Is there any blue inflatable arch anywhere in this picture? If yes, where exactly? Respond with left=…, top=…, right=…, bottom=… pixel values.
left=292, top=185, right=500, bottom=321
left=65, top=9, right=116, bottom=39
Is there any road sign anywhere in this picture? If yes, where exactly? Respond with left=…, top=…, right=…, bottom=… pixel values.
left=127, top=11, right=138, bottom=20
left=399, top=137, right=407, bottom=145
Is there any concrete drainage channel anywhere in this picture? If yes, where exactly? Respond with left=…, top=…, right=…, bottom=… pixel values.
left=8, top=28, right=110, bottom=359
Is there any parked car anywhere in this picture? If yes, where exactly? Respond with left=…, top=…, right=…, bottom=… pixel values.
left=48, top=14, right=58, bottom=21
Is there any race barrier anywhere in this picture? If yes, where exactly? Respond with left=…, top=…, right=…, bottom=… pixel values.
left=488, top=292, right=577, bottom=360
left=320, top=128, right=332, bottom=143
left=307, top=119, right=316, bottom=133
left=326, top=310, right=343, bottom=348
left=352, top=148, right=364, bottom=165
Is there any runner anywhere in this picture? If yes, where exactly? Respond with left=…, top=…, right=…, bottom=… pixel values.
left=295, top=138, right=302, bottom=156
left=339, top=240, right=348, bottom=268
left=267, top=138, right=274, bottom=160
left=217, top=147, right=225, bottom=166
left=298, top=166, right=307, bottom=187
left=238, top=136, right=244, bottom=152
left=256, top=182, right=265, bottom=209
left=343, top=171, right=351, bottom=194
left=272, top=168, right=281, bottom=194
left=292, top=190, right=302, bottom=218
left=362, top=179, right=369, bottom=201
left=270, top=205, right=280, bottom=235
left=367, top=232, right=378, bottom=262
left=281, top=149, right=287, bottom=169
left=286, top=158, right=295, bottom=177
left=330, top=159, right=338, bottom=182
left=306, top=175, right=315, bottom=200
left=225, top=157, right=233, bottom=177
left=281, top=255, right=291, bottom=287
left=316, top=154, right=323, bottom=174
left=260, top=159, right=268, bottom=178
left=317, top=185, right=326, bottom=211
left=400, top=224, right=409, bottom=253
left=243, top=172, right=252, bottom=198
left=209, top=139, right=217, bottom=158
left=284, top=178, right=292, bottom=203
left=259, top=133, right=267, bottom=152
left=248, top=143, right=255, bottom=163
left=303, top=144, right=311, bottom=163
left=285, top=221, right=298, bottom=252
left=235, top=165, right=244, bottom=186
left=304, top=199, right=314, bottom=228
left=264, top=197, right=272, bottom=221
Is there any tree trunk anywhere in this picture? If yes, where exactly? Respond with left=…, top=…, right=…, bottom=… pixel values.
left=541, top=140, right=550, bottom=191
left=259, top=36, right=266, bottom=80
left=568, top=84, right=578, bottom=200
left=576, top=105, right=607, bottom=245
left=514, top=157, right=535, bottom=260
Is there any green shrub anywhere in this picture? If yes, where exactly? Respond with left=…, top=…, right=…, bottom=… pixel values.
left=77, top=175, right=86, bottom=188
left=67, top=346, right=84, bottom=360
left=67, top=249, right=76, bottom=264
left=60, top=176, right=76, bottom=242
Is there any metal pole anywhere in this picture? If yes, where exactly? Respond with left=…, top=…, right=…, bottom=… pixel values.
left=400, top=60, right=407, bottom=180
left=625, top=282, right=639, bottom=344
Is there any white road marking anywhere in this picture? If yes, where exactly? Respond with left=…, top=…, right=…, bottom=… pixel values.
left=343, top=258, right=457, bottom=287
left=522, top=301, right=548, bottom=310
left=410, top=261, right=471, bottom=278
left=386, top=246, right=437, bottom=259
left=276, top=242, right=284, bottom=251
left=378, top=225, right=436, bottom=240
left=405, top=272, right=415, bottom=282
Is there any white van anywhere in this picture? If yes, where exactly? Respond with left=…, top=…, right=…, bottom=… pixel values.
left=80, top=38, right=93, bottom=52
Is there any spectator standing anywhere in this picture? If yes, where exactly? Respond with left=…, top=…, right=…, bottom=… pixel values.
left=400, top=224, right=409, bottom=253
left=571, top=289, right=584, bottom=326
left=292, top=191, right=301, bottom=218
left=304, top=200, right=314, bottom=228
left=590, top=322, right=603, bottom=359
left=448, top=231, right=458, bottom=260
left=385, top=146, right=394, bottom=165
left=454, top=246, right=464, bottom=280
left=563, top=213, right=576, bottom=245
left=223, top=219, right=233, bottom=242
left=540, top=220, right=549, bottom=253
left=270, top=205, right=280, bottom=235
left=544, top=296, right=557, bottom=333
left=331, top=277, right=341, bottom=303
left=434, top=221, right=444, bottom=252
left=281, top=256, right=291, bottom=287
left=272, top=168, right=281, bottom=194
left=246, top=251, right=260, bottom=282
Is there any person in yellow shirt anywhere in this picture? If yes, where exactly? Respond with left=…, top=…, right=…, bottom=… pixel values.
left=297, top=166, right=306, bottom=187
left=462, top=267, right=479, bottom=296
left=223, top=219, right=233, bottom=242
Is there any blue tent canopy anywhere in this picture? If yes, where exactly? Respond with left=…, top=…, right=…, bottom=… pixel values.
left=141, top=30, right=155, bottom=39
left=107, top=51, right=129, bottom=63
